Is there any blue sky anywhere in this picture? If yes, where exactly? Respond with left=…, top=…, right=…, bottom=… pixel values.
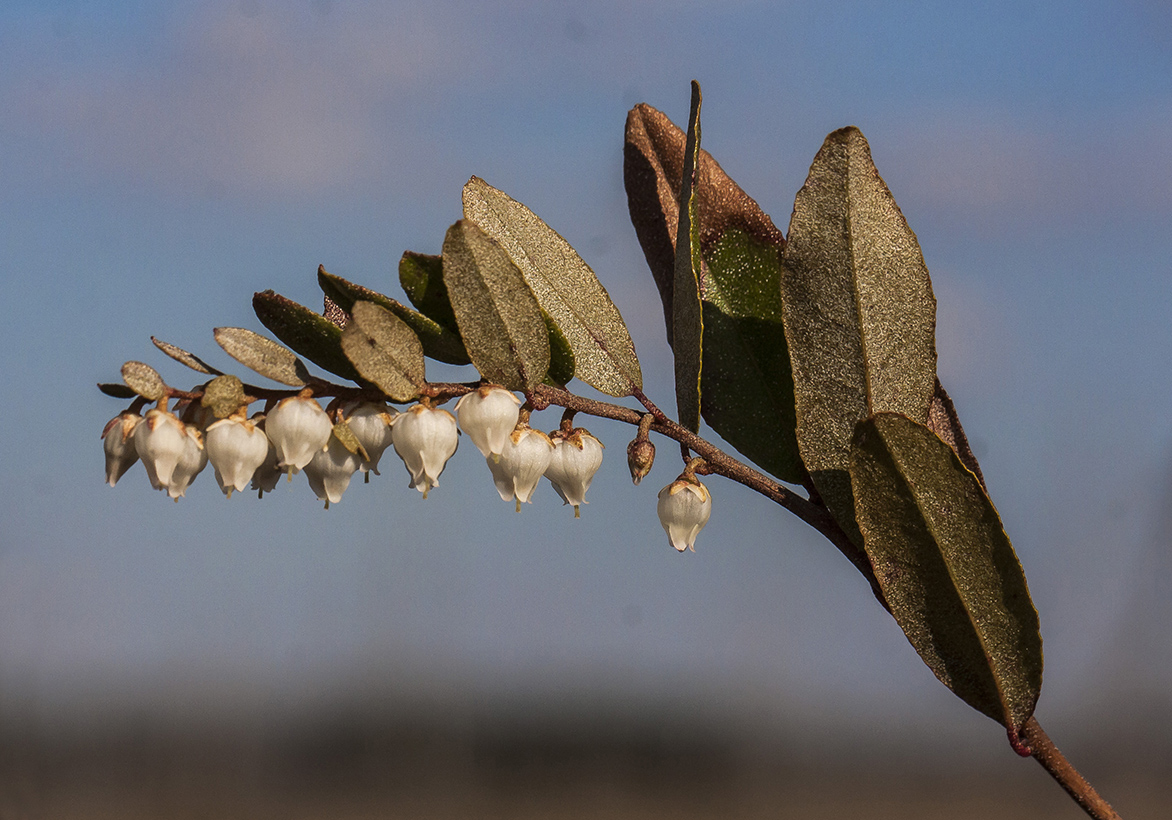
left=1, top=0, right=1170, bottom=756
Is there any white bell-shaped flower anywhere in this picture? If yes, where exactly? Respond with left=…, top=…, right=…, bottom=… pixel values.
left=166, top=426, right=208, bottom=500
left=304, top=432, right=364, bottom=507
left=455, top=386, right=521, bottom=459
left=206, top=414, right=271, bottom=497
left=102, top=412, right=142, bottom=487
left=342, top=401, right=398, bottom=474
left=264, top=395, right=331, bottom=474
left=391, top=403, right=459, bottom=497
left=134, top=408, right=189, bottom=491
left=544, top=429, right=604, bottom=517
left=488, top=425, right=554, bottom=512
left=250, top=423, right=283, bottom=497
left=656, top=477, right=712, bottom=552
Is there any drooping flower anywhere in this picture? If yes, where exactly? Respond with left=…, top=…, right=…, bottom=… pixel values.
left=656, top=477, right=712, bottom=552
left=487, top=425, right=554, bottom=512
left=250, top=422, right=283, bottom=497
left=102, top=412, right=142, bottom=487
left=133, top=408, right=189, bottom=491
left=455, top=386, right=521, bottom=459
left=544, top=429, right=604, bottom=517
left=391, top=403, right=459, bottom=497
left=304, top=432, right=364, bottom=507
left=341, top=401, right=398, bottom=475
left=206, top=414, right=271, bottom=497
left=264, top=395, right=331, bottom=474
left=165, top=426, right=208, bottom=500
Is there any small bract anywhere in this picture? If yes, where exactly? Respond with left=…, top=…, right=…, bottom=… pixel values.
left=456, top=386, right=521, bottom=459
left=342, top=401, right=398, bottom=474
left=166, top=426, right=208, bottom=500
left=102, top=412, right=142, bottom=487
left=656, top=477, right=712, bottom=552
left=264, top=395, right=331, bottom=474
left=488, top=426, right=554, bottom=512
left=545, top=429, right=604, bottom=517
left=206, top=414, right=271, bottom=497
left=134, top=408, right=189, bottom=491
left=392, top=403, right=459, bottom=498
left=304, top=432, right=364, bottom=507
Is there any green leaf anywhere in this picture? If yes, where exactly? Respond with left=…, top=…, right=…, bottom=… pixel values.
left=780, top=126, right=937, bottom=540
left=121, top=361, right=167, bottom=401
left=317, top=265, right=470, bottom=366
left=151, top=337, right=223, bottom=376
left=850, top=413, right=1042, bottom=731
left=340, top=301, right=426, bottom=403
left=252, top=290, right=365, bottom=384
left=700, top=230, right=803, bottom=482
left=622, top=94, right=803, bottom=481
left=462, top=178, right=641, bottom=397
left=442, top=219, right=550, bottom=393
left=201, top=374, right=247, bottom=419
left=399, top=252, right=460, bottom=332
left=213, top=327, right=310, bottom=387
left=672, top=80, right=703, bottom=433
left=99, top=382, right=138, bottom=399
left=543, top=310, right=576, bottom=387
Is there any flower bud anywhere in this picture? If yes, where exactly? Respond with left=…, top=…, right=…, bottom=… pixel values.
left=455, top=386, right=521, bottom=459
left=102, top=412, right=142, bottom=487
left=134, top=408, right=189, bottom=491
left=488, top=426, right=554, bottom=511
left=656, top=477, right=711, bottom=552
left=264, top=395, right=331, bottom=474
left=391, top=403, right=459, bottom=497
left=304, top=432, right=364, bottom=507
left=545, top=429, right=604, bottom=517
left=342, top=401, right=398, bottom=474
left=627, top=437, right=655, bottom=485
left=166, top=426, right=208, bottom=500
left=206, top=415, right=271, bottom=497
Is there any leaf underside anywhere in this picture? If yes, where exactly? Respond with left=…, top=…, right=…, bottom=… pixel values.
left=851, top=413, right=1042, bottom=731
left=780, top=126, right=937, bottom=538
left=441, top=219, right=550, bottom=393
left=213, top=327, right=310, bottom=387
left=340, top=301, right=426, bottom=403
left=201, top=374, right=246, bottom=419
left=151, top=337, right=223, bottom=376
left=462, top=177, right=641, bottom=397
left=120, top=361, right=167, bottom=401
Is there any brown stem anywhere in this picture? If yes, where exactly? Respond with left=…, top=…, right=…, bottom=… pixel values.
left=1021, top=717, right=1121, bottom=820
left=533, top=384, right=885, bottom=605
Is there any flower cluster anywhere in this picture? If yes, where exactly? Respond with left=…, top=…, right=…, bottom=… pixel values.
left=104, top=384, right=711, bottom=549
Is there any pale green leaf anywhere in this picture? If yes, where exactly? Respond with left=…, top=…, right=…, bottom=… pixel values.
left=340, top=301, right=425, bottom=403
left=213, top=327, right=310, bottom=387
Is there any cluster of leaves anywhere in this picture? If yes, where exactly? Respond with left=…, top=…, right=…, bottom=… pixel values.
left=103, top=83, right=1043, bottom=752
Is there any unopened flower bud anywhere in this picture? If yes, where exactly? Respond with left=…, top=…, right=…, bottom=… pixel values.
left=456, top=386, right=522, bottom=459
left=304, top=432, right=364, bottom=507
left=656, top=477, right=711, bottom=552
left=264, top=395, right=331, bottom=474
left=206, top=415, right=271, bottom=497
left=134, top=408, right=189, bottom=491
left=102, top=412, right=142, bottom=487
left=627, top=437, right=655, bottom=485
left=545, top=429, right=604, bottom=517
left=391, top=403, right=459, bottom=497
left=488, top=425, right=554, bottom=511
left=342, top=401, right=398, bottom=474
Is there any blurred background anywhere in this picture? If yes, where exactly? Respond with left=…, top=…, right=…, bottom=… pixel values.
left=1, top=1, right=1169, bottom=816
